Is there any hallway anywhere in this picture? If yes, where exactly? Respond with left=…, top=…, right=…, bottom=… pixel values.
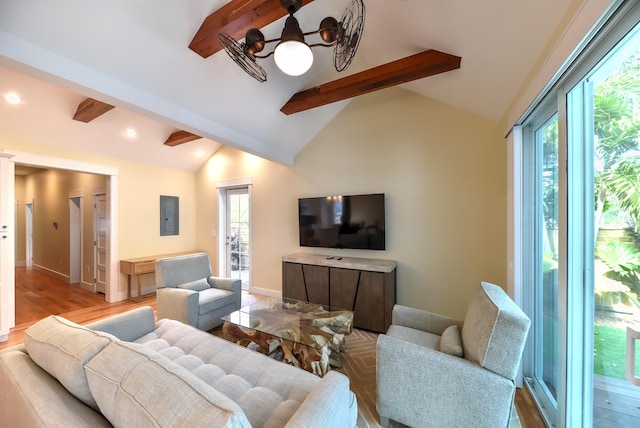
left=1, top=267, right=156, bottom=350
left=15, top=267, right=106, bottom=325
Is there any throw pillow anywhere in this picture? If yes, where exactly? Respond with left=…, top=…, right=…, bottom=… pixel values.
left=24, top=315, right=116, bottom=409
left=177, top=278, right=211, bottom=291
left=439, top=324, right=464, bottom=357
left=85, top=341, right=251, bottom=427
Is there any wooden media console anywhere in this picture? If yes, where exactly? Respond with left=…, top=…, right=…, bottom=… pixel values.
left=282, top=253, right=396, bottom=333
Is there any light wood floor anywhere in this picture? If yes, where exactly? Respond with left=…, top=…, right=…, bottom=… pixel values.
left=2, top=267, right=547, bottom=427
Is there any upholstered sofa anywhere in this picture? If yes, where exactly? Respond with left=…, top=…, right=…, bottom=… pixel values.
left=0, top=306, right=358, bottom=427
left=155, top=252, right=241, bottom=331
left=376, top=281, right=530, bottom=427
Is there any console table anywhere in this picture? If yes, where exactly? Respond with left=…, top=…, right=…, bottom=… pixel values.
left=120, top=251, right=201, bottom=298
left=282, top=253, right=396, bottom=333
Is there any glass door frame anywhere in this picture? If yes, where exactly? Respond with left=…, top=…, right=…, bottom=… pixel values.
left=521, top=104, right=566, bottom=427
left=217, top=178, right=253, bottom=291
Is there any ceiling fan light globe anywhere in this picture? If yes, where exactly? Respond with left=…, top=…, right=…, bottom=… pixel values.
left=274, top=40, right=313, bottom=76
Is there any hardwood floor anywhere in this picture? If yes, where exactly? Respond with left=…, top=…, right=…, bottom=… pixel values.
left=2, top=267, right=546, bottom=427
left=515, top=386, right=547, bottom=427
left=16, top=266, right=115, bottom=325
left=1, top=267, right=156, bottom=350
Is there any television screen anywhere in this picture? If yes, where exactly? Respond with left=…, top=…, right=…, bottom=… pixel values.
left=298, top=193, right=386, bottom=250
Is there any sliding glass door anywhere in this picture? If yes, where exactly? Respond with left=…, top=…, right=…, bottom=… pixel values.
left=579, top=22, right=640, bottom=426
left=521, top=5, right=640, bottom=426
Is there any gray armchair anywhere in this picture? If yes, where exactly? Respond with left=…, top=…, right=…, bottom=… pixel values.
left=155, top=252, right=241, bottom=331
left=376, top=281, right=530, bottom=428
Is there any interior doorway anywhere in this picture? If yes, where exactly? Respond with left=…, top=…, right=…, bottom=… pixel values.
left=1, top=151, right=119, bottom=344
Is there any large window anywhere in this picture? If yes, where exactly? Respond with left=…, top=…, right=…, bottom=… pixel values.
left=519, top=3, right=640, bottom=427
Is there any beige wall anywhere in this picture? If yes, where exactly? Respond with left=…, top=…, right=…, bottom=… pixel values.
left=24, top=169, right=105, bottom=283
left=6, top=88, right=506, bottom=315
left=2, top=139, right=198, bottom=298
left=196, top=88, right=506, bottom=319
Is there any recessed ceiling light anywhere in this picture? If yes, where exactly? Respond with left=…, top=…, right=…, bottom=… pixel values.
left=5, top=93, right=21, bottom=104
left=126, top=128, right=137, bottom=138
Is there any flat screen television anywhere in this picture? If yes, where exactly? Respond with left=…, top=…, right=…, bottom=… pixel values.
left=298, top=193, right=386, bottom=250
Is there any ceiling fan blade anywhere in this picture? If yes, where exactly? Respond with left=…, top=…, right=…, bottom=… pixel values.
left=218, top=33, right=268, bottom=82
left=334, top=0, right=365, bottom=72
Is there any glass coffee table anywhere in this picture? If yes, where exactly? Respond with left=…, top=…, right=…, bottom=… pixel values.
left=221, top=297, right=353, bottom=376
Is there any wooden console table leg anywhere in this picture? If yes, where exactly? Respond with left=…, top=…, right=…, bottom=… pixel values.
left=137, top=274, right=143, bottom=298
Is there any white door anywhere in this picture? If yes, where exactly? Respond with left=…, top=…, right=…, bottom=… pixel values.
left=25, top=202, right=33, bottom=267
left=0, top=156, right=16, bottom=341
left=220, top=186, right=251, bottom=290
left=69, top=197, right=81, bottom=284
left=94, top=193, right=107, bottom=294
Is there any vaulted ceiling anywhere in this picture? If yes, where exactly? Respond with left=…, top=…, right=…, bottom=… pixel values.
left=0, top=0, right=577, bottom=171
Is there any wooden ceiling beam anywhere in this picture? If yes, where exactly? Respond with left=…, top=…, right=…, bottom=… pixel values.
left=164, top=130, right=202, bottom=147
left=280, top=50, right=462, bottom=115
left=72, top=98, right=115, bottom=123
left=189, top=0, right=315, bottom=58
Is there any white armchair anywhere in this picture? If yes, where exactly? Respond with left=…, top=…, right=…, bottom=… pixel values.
left=376, top=281, right=530, bottom=427
left=155, top=252, right=241, bottom=331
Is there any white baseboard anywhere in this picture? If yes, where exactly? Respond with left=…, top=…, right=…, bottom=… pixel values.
left=114, top=285, right=156, bottom=302
left=111, top=291, right=130, bottom=303
left=78, top=281, right=95, bottom=292
left=33, top=264, right=69, bottom=283
left=248, top=287, right=280, bottom=298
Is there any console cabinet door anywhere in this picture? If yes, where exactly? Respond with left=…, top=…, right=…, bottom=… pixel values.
left=352, top=271, right=385, bottom=332
left=282, top=262, right=329, bottom=306
left=303, top=264, right=329, bottom=306
left=283, top=262, right=307, bottom=302
left=329, top=268, right=359, bottom=311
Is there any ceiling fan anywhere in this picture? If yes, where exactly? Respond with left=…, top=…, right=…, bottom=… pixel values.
left=218, top=0, right=365, bottom=82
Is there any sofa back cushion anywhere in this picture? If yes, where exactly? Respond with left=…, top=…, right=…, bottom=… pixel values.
left=156, top=252, right=212, bottom=289
left=24, top=315, right=115, bottom=409
left=84, top=340, right=251, bottom=428
left=461, top=282, right=531, bottom=380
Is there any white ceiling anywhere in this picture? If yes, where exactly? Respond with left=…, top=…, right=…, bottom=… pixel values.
left=0, top=0, right=577, bottom=171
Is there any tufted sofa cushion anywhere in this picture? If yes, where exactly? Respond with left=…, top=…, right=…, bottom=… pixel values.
left=134, top=318, right=323, bottom=427
left=84, top=340, right=250, bottom=427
